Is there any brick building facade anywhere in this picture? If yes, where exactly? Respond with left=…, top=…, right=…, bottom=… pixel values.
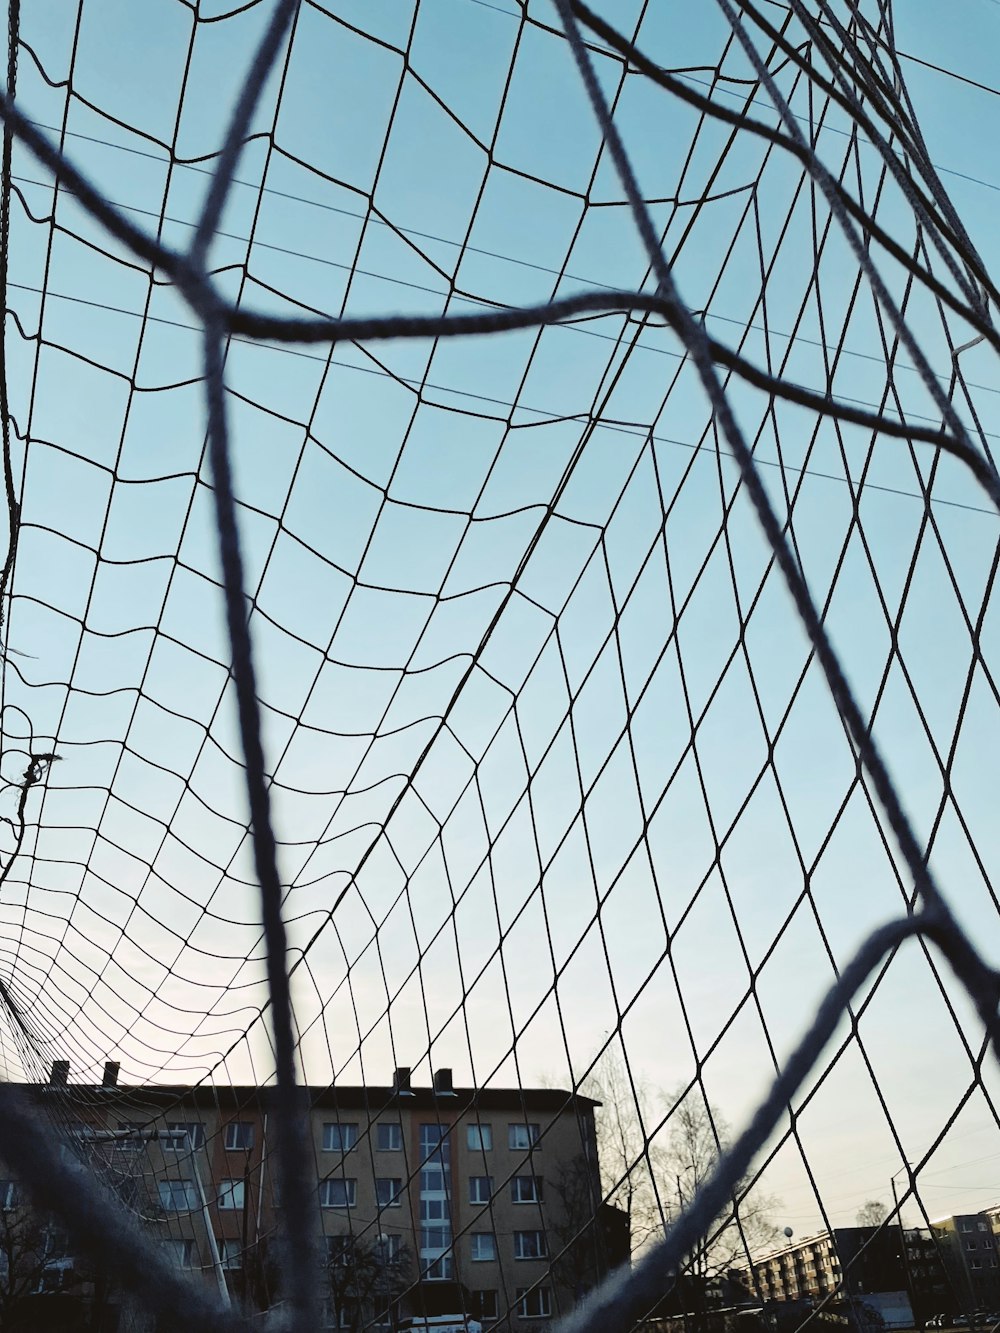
left=0, top=1063, right=629, bottom=1331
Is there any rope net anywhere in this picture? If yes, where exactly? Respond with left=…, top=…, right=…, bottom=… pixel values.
left=0, top=0, right=998, bottom=1330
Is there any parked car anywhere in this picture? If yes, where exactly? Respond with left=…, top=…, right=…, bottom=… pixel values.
left=399, top=1317, right=482, bottom=1333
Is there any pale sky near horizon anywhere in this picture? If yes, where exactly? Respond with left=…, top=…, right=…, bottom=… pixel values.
left=0, top=0, right=999, bottom=1250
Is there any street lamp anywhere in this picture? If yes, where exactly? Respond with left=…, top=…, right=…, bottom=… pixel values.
left=676, top=1168, right=699, bottom=1333
left=892, top=1166, right=920, bottom=1332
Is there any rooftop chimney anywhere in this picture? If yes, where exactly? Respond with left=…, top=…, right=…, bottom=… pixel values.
left=49, top=1059, right=69, bottom=1086
left=102, top=1061, right=120, bottom=1088
left=433, top=1068, right=455, bottom=1097
left=393, top=1066, right=414, bottom=1096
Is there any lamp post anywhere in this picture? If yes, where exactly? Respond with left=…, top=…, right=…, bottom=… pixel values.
left=892, top=1165, right=920, bottom=1331
left=677, top=1170, right=695, bottom=1333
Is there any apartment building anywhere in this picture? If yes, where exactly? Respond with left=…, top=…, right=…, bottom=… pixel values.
left=926, top=1214, right=1000, bottom=1315
left=744, top=1216, right=1000, bottom=1327
left=902, top=1227, right=949, bottom=1321
left=1, top=1062, right=629, bottom=1331
left=745, top=1226, right=910, bottom=1323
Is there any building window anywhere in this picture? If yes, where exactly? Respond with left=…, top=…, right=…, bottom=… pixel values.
left=476, top=1290, right=499, bottom=1321
left=420, top=1123, right=449, bottom=1155
left=165, top=1123, right=206, bottom=1152
left=217, top=1179, right=245, bottom=1211
left=377, top=1234, right=402, bottom=1262
left=961, top=1221, right=973, bottom=1233
left=158, top=1179, right=198, bottom=1211
left=224, top=1122, right=255, bottom=1152
left=377, top=1123, right=402, bottom=1152
left=0, top=1182, right=16, bottom=1209
left=517, top=1287, right=552, bottom=1319
left=324, top=1124, right=359, bottom=1154
left=116, top=1123, right=145, bottom=1152
left=509, top=1124, right=540, bottom=1152
left=967, top=1241, right=978, bottom=1251
left=320, top=1179, right=357, bottom=1210
left=470, top=1176, right=494, bottom=1206
left=419, top=1124, right=452, bottom=1280
left=323, top=1300, right=353, bottom=1328
left=468, top=1124, right=493, bottom=1152
left=979, top=1222, right=989, bottom=1232
left=377, top=1178, right=403, bottom=1208
left=471, top=1233, right=497, bottom=1262
left=220, top=1239, right=243, bottom=1271
left=514, top=1231, right=548, bottom=1260
left=971, top=1259, right=982, bottom=1270
left=512, top=1176, right=543, bottom=1204
left=163, top=1239, right=197, bottom=1268
left=327, top=1236, right=354, bottom=1266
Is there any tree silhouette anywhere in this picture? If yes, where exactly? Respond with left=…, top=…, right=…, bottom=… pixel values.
left=856, top=1202, right=889, bottom=1228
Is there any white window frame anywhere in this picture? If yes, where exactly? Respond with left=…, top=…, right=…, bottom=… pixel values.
left=471, top=1233, right=497, bottom=1262
left=220, top=1239, right=243, bottom=1271
left=158, top=1179, right=198, bottom=1212
left=377, top=1234, right=403, bottom=1262
left=467, top=1124, right=493, bottom=1152
left=165, top=1123, right=206, bottom=1152
left=324, top=1123, right=359, bottom=1154
left=514, top=1230, right=548, bottom=1260
left=217, top=1179, right=246, bottom=1211
left=320, top=1178, right=357, bottom=1210
left=511, top=1176, right=543, bottom=1204
left=508, top=1124, right=540, bottom=1152
left=224, top=1122, right=254, bottom=1152
left=377, top=1122, right=403, bottom=1152
left=517, top=1286, right=552, bottom=1318
left=376, top=1177, right=403, bottom=1208
left=162, top=1238, right=197, bottom=1269
left=469, top=1176, right=494, bottom=1205
left=476, top=1290, right=499, bottom=1321
left=323, top=1300, right=353, bottom=1328
left=327, top=1236, right=355, bottom=1266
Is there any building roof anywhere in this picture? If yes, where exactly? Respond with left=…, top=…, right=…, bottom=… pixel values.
left=23, top=1081, right=600, bottom=1115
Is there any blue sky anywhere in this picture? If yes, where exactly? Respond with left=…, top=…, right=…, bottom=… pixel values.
left=1, top=0, right=1000, bottom=1243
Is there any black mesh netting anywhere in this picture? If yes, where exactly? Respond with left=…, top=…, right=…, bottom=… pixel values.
left=0, top=2, right=1000, bottom=1331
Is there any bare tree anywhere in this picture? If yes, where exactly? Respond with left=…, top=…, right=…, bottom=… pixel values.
left=0, top=1196, right=83, bottom=1331
left=581, top=1047, right=670, bottom=1252
left=548, top=1150, right=632, bottom=1302
left=659, top=1088, right=780, bottom=1327
left=856, top=1201, right=889, bottom=1228
left=326, top=1237, right=413, bottom=1333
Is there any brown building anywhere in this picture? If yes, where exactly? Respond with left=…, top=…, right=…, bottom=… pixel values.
left=1, top=1062, right=629, bottom=1331
left=926, top=1213, right=1000, bottom=1316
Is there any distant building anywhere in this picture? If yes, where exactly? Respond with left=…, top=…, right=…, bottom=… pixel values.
left=747, top=1226, right=908, bottom=1308
left=902, top=1226, right=949, bottom=1321
left=743, top=1214, right=1000, bottom=1328
left=2, top=1061, right=630, bottom=1331
left=926, top=1213, right=1000, bottom=1315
